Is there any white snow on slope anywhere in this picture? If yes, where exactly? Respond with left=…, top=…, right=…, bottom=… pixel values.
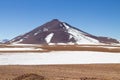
left=0, top=51, right=120, bottom=65
left=45, top=33, right=54, bottom=43
left=0, top=48, right=33, bottom=51
left=43, top=28, right=48, bottom=31
left=34, top=30, right=41, bottom=36
left=0, top=48, right=43, bottom=51
left=24, top=35, right=29, bottom=39
left=63, top=23, right=70, bottom=29
left=12, top=39, right=24, bottom=44
left=63, top=23, right=99, bottom=44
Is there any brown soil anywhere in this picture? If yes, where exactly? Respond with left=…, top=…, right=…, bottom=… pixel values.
left=41, top=45, right=120, bottom=53
left=0, top=44, right=120, bottom=53
left=13, top=73, right=44, bottom=80
left=0, top=64, right=120, bottom=80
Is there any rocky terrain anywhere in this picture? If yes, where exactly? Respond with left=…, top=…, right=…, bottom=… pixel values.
left=0, top=64, right=120, bottom=80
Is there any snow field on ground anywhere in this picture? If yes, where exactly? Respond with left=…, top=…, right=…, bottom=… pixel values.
left=0, top=51, right=120, bottom=65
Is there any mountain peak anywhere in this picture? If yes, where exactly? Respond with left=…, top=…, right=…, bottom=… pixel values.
left=48, top=19, right=61, bottom=24
left=8, top=19, right=120, bottom=44
left=40, top=19, right=62, bottom=29
left=51, top=19, right=60, bottom=22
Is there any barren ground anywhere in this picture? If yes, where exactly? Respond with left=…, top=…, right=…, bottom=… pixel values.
left=0, top=44, right=120, bottom=80
left=0, top=44, right=120, bottom=53
left=0, top=64, right=120, bottom=80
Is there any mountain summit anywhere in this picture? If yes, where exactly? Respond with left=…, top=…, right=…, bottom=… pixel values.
left=9, top=19, right=119, bottom=44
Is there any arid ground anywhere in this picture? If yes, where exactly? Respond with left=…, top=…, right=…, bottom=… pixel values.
left=0, top=44, right=120, bottom=53
left=0, top=44, right=120, bottom=80
left=0, top=64, right=120, bottom=80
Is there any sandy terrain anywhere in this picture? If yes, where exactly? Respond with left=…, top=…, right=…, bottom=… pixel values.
left=0, top=44, right=120, bottom=53
left=0, top=64, right=120, bottom=80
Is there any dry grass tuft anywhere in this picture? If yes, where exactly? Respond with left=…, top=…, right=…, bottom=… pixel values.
left=13, top=73, right=45, bottom=80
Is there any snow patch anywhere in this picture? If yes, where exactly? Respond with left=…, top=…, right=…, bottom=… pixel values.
left=48, top=43, right=56, bottom=45
left=43, top=28, right=48, bottom=31
left=0, top=48, right=34, bottom=51
left=11, top=39, right=15, bottom=42
left=34, top=30, right=41, bottom=36
left=107, top=37, right=112, bottom=39
left=34, top=32, right=38, bottom=36
left=0, top=51, right=120, bottom=65
left=10, top=43, right=42, bottom=46
left=12, top=39, right=24, bottom=44
left=69, top=35, right=73, bottom=39
left=63, top=23, right=70, bottom=29
left=24, top=35, right=29, bottom=39
left=63, top=23, right=99, bottom=44
left=45, top=33, right=54, bottom=43
left=10, top=36, right=22, bottom=42
left=0, top=47, right=43, bottom=51
left=19, top=39, right=23, bottom=42
left=56, top=43, right=68, bottom=45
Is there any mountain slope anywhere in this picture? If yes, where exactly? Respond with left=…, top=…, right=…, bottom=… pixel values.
left=0, top=39, right=9, bottom=44
left=8, top=19, right=119, bottom=44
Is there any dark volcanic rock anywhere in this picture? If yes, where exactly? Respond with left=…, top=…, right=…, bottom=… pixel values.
left=8, top=19, right=119, bottom=44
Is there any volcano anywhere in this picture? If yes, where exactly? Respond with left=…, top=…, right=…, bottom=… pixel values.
left=9, top=19, right=119, bottom=44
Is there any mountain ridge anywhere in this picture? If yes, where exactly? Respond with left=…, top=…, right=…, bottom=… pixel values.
left=7, top=19, right=119, bottom=45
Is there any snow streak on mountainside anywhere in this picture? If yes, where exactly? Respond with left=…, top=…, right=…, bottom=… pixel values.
left=8, top=19, right=119, bottom=45
left=45, top=33, right=54, bottom=43
left=63, top=23, right=99, bottom=44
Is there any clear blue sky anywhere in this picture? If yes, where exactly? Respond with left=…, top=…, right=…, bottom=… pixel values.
left=0, top=0, right=120, bottom=40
